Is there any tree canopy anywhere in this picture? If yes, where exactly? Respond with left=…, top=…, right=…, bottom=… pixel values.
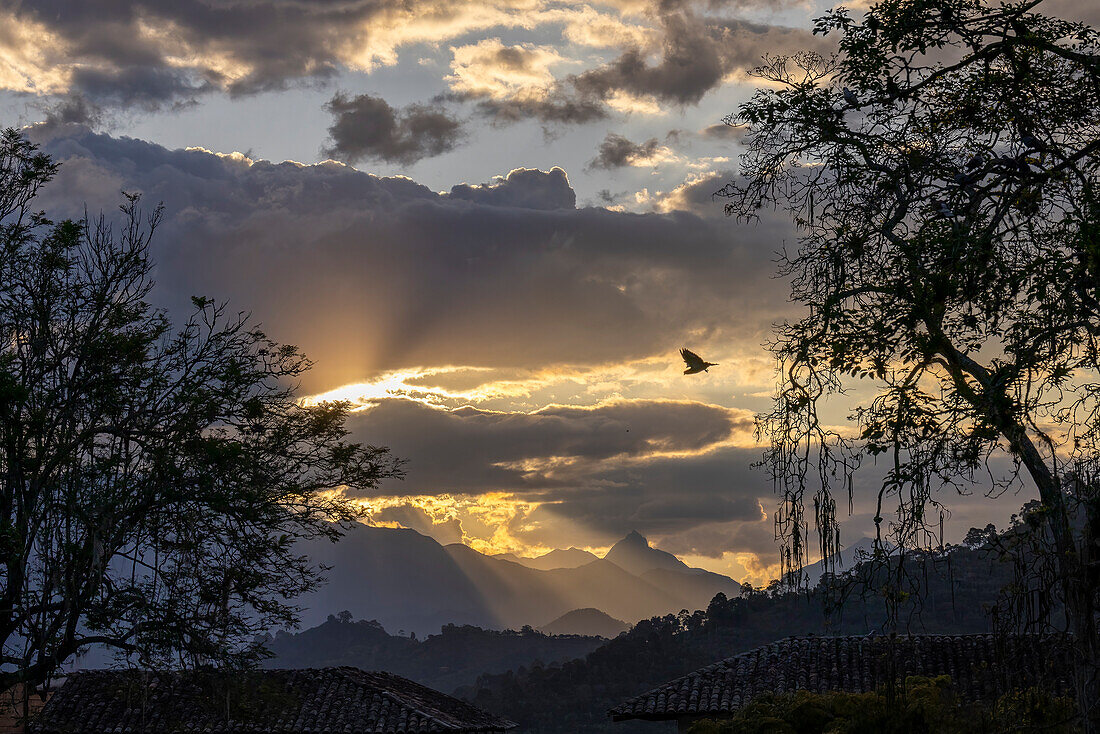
left=720, top=0, right=1100, bottom=727
left=0, top=129, right=402, bottom=690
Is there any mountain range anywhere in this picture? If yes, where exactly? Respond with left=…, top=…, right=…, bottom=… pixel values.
left=266, top=540, right=1012, bottom=734
left=296, top=526, right=741, bottom=635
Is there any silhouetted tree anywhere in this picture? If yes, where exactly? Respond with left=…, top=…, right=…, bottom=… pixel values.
left=720, top=0, right=1099, bottom=727
left=0, top=129, right=402, bottom=691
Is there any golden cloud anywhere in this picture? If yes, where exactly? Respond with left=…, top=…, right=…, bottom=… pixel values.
left=0, top=11, right=71, bottom=94
left=603, top=90, right=663, bottom=115
left=301, top=351, right=775, bottom=419
left=447, top=39, right=571, bottom=102
left=343, top=489, right=780, bottom=583
left=555, top=5, right=658, bottom=49
left=344, top=491, right=568, bottom=557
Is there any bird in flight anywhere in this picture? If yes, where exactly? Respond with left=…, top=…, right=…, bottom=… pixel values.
left=680, top=348, right=717, bottom=375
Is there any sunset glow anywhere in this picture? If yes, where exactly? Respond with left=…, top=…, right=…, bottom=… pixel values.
left=1, top=0, right=1067, bottom=605
left=5, top=2, right=1099, bottom=728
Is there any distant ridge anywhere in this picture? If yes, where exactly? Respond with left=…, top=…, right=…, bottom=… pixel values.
left=796, top=538, right=885, bottom=587
left=263, top=614, right=605, bottom=693
left=540, top=608, right=630, bottom=638
left=494, top=547, right=600, bottom=571
left=296, top=525, right=741, bottom=635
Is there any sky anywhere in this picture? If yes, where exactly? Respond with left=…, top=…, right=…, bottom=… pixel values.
left=3, top=0, right=1090, bottom=585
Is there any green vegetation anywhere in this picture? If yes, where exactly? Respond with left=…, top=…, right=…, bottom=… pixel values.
left=686, top=677, right=1076, bottom=734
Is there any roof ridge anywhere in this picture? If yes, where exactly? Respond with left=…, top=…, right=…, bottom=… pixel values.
left=339, top=668, right=456, bottom=728
left=338, top=667, right=515, bottom=731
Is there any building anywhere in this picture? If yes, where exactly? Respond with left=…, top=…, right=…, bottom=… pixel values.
left=0, top=685, right=51, bottom=734
left=610, top=633, right=1072, bottom=732
left=28, top=667, right=515, bottom=733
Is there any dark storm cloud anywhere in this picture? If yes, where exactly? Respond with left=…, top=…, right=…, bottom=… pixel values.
left=28, top=125, right=792, bottom=393
left=512, top=446, right=769, bottom=542
left=21, top=126, right=1033, bottom=560
left=474, top=94, right=608, bottom=125
left=41, top=95, right=104, bottom=128
left=6, top=0, right=363, bottom=105
left=446, top=167, right=575, bottom=210
left=22, top=126, right=786, bottom=550
left=69, top=66, right=213, bottom=111
left=343, top=397, right=750, bottom=495
left=588, top=133, right=662, bottom=169
left=572, top=13, right=831, bottom=107
left=342, top=397, right=765, bottom=542
left=656, top=518, right=777, bottom=560
left=323, top=92, right=465, bottom=165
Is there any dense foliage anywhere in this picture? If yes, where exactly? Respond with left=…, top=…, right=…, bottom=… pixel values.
left=686, top=677, right=1077, bottom=734
left=0, top=130, right=402, bottom=689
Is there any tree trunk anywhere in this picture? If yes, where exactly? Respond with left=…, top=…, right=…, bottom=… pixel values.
left=1067, top=488, right=1100, bottom=733
left=1011, top=432, right=1099, bottom=733
left=941, top=340, right=1099, bottom=732
left=1066, top=581, right=1100, bottom=733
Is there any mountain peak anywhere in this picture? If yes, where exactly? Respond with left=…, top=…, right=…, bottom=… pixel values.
left=604, top=531, right=689, bottom=576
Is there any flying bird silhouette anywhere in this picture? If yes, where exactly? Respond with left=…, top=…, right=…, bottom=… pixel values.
left=680, top=348, right=717, bottom=375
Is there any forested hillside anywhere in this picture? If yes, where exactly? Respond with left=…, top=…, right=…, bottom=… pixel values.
left=459, top=545, right=1018, bottom=733
left=262, top=614, right=606, bottom=692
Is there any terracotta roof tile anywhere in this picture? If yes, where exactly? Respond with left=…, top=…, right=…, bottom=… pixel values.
left=610, top=633, right=1072, bottom=722
left=30, top=668, right=515, bottom=734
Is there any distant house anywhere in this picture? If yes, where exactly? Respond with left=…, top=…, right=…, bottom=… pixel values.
left=29, top=667, right=515, bottom=734
left=610, top=634, right=1072, bottom=732
left=0, top=685, right=51, bottom=734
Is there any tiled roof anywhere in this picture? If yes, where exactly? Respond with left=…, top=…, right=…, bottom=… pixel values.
left=30, top=667, right=516, bottom=733
left=610, top=633, right=1072, bottom=722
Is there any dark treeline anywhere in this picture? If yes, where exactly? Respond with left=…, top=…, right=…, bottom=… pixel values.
left=261, top=614, right=606, bottom=693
